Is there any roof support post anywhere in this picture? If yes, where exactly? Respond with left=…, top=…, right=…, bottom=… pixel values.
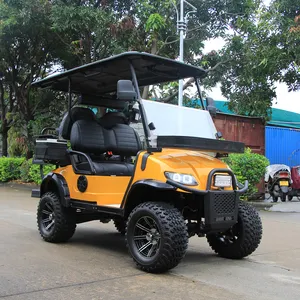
left=68, top=77, right=72, bottom=116
left=129, top=62, right=151, bottom=148
left=195, top=77, right=205, bottom=110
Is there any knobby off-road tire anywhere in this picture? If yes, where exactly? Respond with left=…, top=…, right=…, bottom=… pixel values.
left=114, top=218, right=126, bottom=235
left=206, top=201, right=262, bottom=259
left=37, top=192, right=76, bottom=243
left=126, top=202, right=188, bottom=273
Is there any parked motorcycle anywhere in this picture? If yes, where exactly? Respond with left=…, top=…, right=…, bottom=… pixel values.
left=288, top=166, right=300, bottom=201
left=265, top=164, right=292, bottom=202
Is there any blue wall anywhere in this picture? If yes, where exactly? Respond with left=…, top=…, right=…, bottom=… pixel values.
left=266, top=126, right=300, bottom=167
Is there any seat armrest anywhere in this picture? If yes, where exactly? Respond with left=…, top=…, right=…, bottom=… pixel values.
left=68, top=149, right=96, bottom=175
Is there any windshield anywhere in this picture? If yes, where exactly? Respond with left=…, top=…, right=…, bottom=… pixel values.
left=137, top=80, right=217, bottom=142
left=142, top=99, right=217, bottom=140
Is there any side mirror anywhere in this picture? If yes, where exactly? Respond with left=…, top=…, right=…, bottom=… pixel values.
left=206, top=97, right=216, bottom=107
left=215, top=131, right=223, bottom=139
left=148, top=122, right=156, bottom=130
left=117, top=80, right=137, bottom=101
left=206, top=97, right=217, bottom=116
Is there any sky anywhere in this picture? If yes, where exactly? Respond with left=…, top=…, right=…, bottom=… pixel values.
left=201, top=0, right=300, bottom=114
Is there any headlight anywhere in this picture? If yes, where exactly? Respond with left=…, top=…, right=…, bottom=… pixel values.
left=214, top=175, right=232, bottom=187
left=165, top=172, right=198, bottom=186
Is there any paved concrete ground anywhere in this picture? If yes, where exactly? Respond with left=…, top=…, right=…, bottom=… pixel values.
left=269, top=201, right=300, bottom=212
left=1, top=185, right=300, bottom=300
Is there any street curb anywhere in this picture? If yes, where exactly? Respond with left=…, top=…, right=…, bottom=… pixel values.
left=0, top=181, right=39, bottom=191
left=247, top=201, right=274, bottom=210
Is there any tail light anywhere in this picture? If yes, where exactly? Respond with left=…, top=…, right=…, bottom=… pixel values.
left=279, top=171, right=289, bottom=178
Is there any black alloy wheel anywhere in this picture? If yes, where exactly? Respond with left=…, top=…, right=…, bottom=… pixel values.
left=40, top=200, right=56, bottom=235
left=37, top=192, right=76, bottom=243
left=133, top=216, right=161, bottom=258
left=126, top=202, right=188, bottom=273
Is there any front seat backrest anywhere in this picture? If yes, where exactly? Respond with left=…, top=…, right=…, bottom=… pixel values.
left=70, top=120, right=142, bottom=157
left=110, top=124, right=142, bottom=156
left=59, top=107, right=95, bottom=140
left=98, top=111, right=142, bottom=156
left=70, top=119, right=110, bottom=155
left=98, top=112, right=128, bottom=129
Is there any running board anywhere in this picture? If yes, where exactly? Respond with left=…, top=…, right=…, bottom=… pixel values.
left=31, top=189, right=41, bottom=198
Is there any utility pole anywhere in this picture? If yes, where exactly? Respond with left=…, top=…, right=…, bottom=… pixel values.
left=173, top=0, right=197, bottom=106
left=178, top=0, right=184, bottom=106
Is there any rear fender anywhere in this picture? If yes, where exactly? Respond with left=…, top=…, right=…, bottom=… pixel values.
left=40, top=173, right=70, bottom=207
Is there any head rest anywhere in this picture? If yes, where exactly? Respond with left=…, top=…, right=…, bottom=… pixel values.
left=117, top=80, right=137, bottom=101
left=98, top=112, right=128, bottom=129
left=59, top=106, right=95, bottom=140
left=71, top=107, right=95, bottom=121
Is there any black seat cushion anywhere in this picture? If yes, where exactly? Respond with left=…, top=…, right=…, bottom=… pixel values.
left=77, top=161, right=134, bottom=176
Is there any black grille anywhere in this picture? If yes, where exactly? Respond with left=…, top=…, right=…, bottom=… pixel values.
left=213, top=193, right=236, bottom=214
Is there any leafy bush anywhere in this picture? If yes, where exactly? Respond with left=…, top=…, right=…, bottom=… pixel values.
left=0, top=157, right=26, bottom=182
left=7, top=125, right=28, bottom=157
left=20, top=159, right=32, bottom=182
left=223, top=148, right=269, bottom=197
left=0, top=156, right=56, bottom=184
left=29, top=163, right=56, bottom=185
left=20, top=159, right=56, bottom=185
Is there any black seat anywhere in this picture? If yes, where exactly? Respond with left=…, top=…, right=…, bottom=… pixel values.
left=70, top=118, right=142, bottom=176
left=58, top=106, right=96, bottom=140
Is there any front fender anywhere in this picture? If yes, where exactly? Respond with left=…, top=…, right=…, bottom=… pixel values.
left=131, top=179, right=176, bottom=190
left=121, top=179, right=175, bottom=210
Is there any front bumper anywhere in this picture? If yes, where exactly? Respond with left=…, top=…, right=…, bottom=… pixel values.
left=166, top=168, right=248, bottom=231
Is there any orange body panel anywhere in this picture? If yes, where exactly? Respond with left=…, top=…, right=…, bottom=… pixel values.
left=54, top=165, right=130, bottom=206
left=131, top=149, right=230, bottom=191
left=53, top=148, right=230, bottom=207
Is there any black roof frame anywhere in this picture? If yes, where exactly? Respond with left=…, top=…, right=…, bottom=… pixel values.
left=31, top=51, right=207, bottom=96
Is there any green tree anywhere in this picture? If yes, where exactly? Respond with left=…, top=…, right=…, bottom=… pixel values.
left=205, top=0, right=300, bottom=118
left=0, top=79, right=15, bottom=156
left=119, top=0, right=262, bottom=102
left=50, top=0, right=116, bottom=67
left=0, top=0, right=63, bottom=157
left=50, top=1, right=260, bottom=97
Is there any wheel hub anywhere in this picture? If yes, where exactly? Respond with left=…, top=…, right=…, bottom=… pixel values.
left=133, top=216, right=161, bottom=258
left=146, top=229, right=160, bottom=245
